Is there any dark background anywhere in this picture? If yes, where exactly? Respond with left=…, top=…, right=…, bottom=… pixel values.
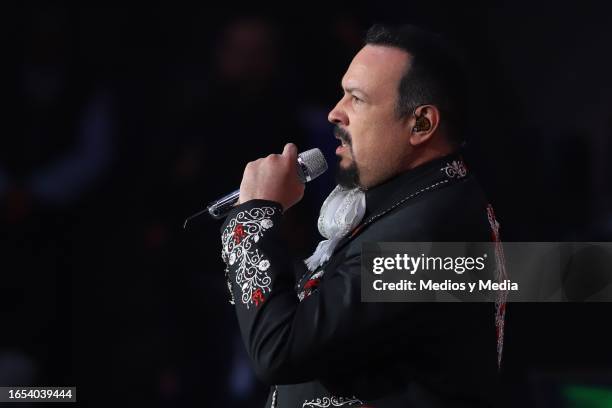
left=3, top=2, right=612, bottom=407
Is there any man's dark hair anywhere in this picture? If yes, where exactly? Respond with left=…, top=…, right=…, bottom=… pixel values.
left=365, top=24, right=468, bottom=146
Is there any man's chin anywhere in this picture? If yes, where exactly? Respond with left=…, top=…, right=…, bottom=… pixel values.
left=337, top=160, right=351, bottom=171
left=335, top=161, right=361, bottom=189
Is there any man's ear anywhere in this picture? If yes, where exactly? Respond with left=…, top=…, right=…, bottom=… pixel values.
left=406, top=105, right=440, bottom=146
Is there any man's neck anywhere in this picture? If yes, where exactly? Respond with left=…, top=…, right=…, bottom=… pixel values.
left=406, top=144, right=456, bottom=171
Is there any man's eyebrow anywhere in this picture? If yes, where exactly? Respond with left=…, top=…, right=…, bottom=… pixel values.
left=343, top=86, right=369, bottom=97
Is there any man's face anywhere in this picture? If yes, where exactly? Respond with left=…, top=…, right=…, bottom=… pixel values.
left=328, top=44, right=413, bottom=189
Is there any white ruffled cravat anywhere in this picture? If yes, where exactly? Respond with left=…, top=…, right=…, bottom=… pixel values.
left=304, top=185, right=366, bottom=272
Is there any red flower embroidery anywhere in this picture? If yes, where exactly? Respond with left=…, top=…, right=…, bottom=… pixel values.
left=233, top=224, right=246, bottom=243
left=252, top=288, right=265, bottom=307
left=304, top=279, right=320, bottom=290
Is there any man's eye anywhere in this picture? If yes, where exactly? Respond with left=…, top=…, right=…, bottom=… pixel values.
left=351, top=95, right=361, bottom=103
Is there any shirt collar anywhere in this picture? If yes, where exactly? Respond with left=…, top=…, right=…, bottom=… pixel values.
left=363, top=152, right=465, bottom=218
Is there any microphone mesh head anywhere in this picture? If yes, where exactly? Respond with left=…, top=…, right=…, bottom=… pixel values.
left=299, top=148, right=328, bottom=181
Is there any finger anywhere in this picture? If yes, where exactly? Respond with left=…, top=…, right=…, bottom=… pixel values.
left=282, top=143, right=298, bottom=160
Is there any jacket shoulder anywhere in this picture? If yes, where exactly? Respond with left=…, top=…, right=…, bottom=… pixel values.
left=355, top=177, right=494, bottom=244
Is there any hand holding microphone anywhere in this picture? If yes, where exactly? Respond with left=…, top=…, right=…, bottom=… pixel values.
left=238, top=143, right=305, bottom=211
left=183, top=144, right=328, bottom=228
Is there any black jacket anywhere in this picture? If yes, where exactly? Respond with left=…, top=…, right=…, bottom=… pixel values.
left=220, top=153, right=503, bottom=407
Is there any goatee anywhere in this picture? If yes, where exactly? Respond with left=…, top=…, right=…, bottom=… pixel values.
left=335, top=160, right=361, bottom=189
left=333, top=125, right=361, bottom=188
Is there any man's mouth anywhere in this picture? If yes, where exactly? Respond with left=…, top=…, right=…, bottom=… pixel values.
left=335, top=135, right=350, bottom=156
left=334, top=126, right=351, bottom=147
left=335, top=135, right=349, bottom=156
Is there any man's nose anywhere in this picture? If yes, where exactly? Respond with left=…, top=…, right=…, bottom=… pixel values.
left=328, top=100, right=348, bottom=125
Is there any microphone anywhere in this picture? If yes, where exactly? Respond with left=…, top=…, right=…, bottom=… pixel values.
left=183, top=148, right=328, bottom=229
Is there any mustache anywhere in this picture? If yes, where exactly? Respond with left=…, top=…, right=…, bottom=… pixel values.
left=334, top=125, right=352, bottom=145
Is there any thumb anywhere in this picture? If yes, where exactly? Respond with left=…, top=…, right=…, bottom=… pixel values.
left=282, top=143, right=298, bottom=160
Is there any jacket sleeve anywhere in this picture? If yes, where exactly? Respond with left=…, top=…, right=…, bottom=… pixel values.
left=220, top=199, right=407, bottom=385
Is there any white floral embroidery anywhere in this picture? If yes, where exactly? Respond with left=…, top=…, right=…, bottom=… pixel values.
left=297, top=269, right=325, bottom=302
left=224, top=266, right=235, bottom=305
left=221, top=206, right=278, bottom=309
left=310, top=269, right=325, bottom=281
left=441, top=160, right=467, bottom=178
left=302, top=396, right=363, bottom=407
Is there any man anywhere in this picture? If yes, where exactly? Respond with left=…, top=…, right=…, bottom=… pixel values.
left=220, top=24, right=504, bottom=407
